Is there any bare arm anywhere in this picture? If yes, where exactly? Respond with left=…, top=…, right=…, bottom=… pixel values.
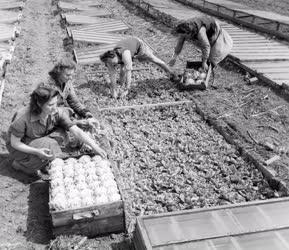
left=174, top=35, right=186, bottom=55
left=66, top=85, right=92, bottom=119
left=10, top=134, right=53, bottom=160
left=197, top=26, right=211, bottom=69
left=107, top=63, right=118, bottom=96
left=121, top=50, right=133, bottom=89
left=119, top=65, right=126, bottom=86
left=69, top=125, right=107, bottom=158
left=169, top=35, right=186, bottom=66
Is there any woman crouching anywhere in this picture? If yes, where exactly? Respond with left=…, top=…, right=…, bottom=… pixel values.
left=6, top=86, right=107, bottom=178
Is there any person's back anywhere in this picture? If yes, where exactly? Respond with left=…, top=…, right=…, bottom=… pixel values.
left=183, top=16, right=218, bottom=41
left=114, top=37, right=142, bottom=58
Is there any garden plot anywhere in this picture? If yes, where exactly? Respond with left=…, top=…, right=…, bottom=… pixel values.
left=73, top=0, right=289, bottom=192
left=103, top=103, right=275, bottom=222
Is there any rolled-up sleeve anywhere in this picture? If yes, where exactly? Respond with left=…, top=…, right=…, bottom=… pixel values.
left=10, top=114, right=26, bottom=139
left=55, top=108, right=75, bottom=131
left=66, top=86, right=92, bottom=119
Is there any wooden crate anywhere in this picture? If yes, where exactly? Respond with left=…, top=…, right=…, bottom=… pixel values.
left=49, top=157, right=126, bottom=237
left=51, top=200, right=125, bottom=237
left=134, top=197, right=289, bottom=250
left=177, top=61, right=212, bottom=91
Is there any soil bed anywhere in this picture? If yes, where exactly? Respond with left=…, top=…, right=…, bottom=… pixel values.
left=105, top=103, right=275, bottom=223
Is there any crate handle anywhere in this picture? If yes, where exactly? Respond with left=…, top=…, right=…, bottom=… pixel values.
left=72, top=210, right=100, bottom=221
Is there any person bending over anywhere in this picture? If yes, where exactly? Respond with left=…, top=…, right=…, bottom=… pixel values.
left=169, top=16, right=233, bottom=71
left=7, top=86, right=107, bottom=178
left=100, top=36, right=176, bottom=98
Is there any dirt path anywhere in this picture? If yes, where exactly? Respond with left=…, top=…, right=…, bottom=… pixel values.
left=0, top=0, right=65, bottom=152
left=0, top=0, right=65, bottom=248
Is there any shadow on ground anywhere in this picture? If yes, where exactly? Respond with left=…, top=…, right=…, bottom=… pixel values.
left=25, top=181, right=53, bottom=245
left=0, top=155, right=53, bottom=247
left=0, top=153, right=36, bottom=185
left=111, top=239, right=135, bottom=250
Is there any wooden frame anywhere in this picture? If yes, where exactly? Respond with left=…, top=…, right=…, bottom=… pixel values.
left=50, top=159, right=126, bottom=237
left=174, top=0, right=289, bottom=42
left=134, top=197, right=289, bottom=249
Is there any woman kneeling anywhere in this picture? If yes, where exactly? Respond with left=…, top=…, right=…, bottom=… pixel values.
left=6, top=86, right=107, bottom=178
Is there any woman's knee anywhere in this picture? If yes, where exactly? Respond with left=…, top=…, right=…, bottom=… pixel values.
left=29, top=137, right=62, bottom=155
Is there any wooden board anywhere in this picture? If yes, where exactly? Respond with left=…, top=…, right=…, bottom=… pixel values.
left=244, top=68, right=289, bottom=74
left=0, top=0, right=23, bottom=2
left=230, top=36, right=270, bottom=41
left=68, top=20, right=130, bottom=34
left=0, top=31, right=14, bottom=42
left=72, top=31, right=124, bottom=44
left=244, top=61, right=289, bottom=69
left=64, top=14, right=114, bottom=25
left=141, top=229, right=289, bottom=250
left=228, top=33, right=263, bottom=38
left=0, top=13, right=20, bottom=23
left=134, top=197, right=289, bottom=250
left=53, top=215, right=125, bottom=237
left=0, top=42, right=14, bottom=52
left=237, top=9, right=289, bottom=25
left=51, top=201, right=124, bottom=227
left=49, top=157, right=126, bottom=237
left=235, top=55, right=289, bottom=61
left=0, top=79, right=5, bottom=108
left=74, top=44, right=115, bottom=65
left=59, top=0, right=102, bottom=8
left=206, top=0, right=289, bottom=25
left=231, top=51, right=289, bottom=56
left=0, top=1, right=23, bottom=9
left=52, top=201, right=125, bottom=237
left=67, top=9, right=112, bottom=18
left=232, top=47, right=289, bottom=51
left=205, top=0, right=246, bottom=9
left=58, top=1, right=99, bottom=11
left=264, top=73, right=289, bottom=79
left=225, top=30, right=262, bottom=35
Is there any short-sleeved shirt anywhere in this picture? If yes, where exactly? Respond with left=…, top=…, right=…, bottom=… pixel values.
left=7, top=106, right=74, bottom=147
left=114, top=37, right=142, bottom=58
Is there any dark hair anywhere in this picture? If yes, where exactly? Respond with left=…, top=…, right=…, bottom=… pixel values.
left=30, top=86, right=58, bottom=115
left=175, top=22, right=197, bottom=36
left=49, top=55, right=76, bottom=81
left=100, top=50, right=117, bottom=63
